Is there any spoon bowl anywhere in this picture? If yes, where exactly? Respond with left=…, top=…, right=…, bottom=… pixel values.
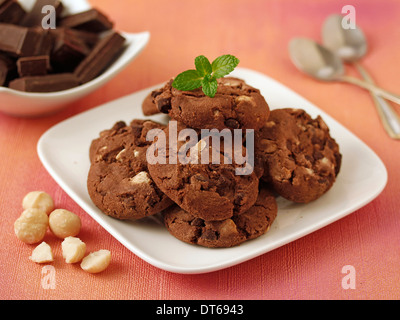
left=322, top=14, right=367, bottom=62
left=289, top=37, right=344, bottom=81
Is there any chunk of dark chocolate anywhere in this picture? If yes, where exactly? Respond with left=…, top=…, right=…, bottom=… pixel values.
left=59, top=9, right=114, bottom=33
left=51, top=27, right=99, bottom=48
left=51, top=28, right=90, bottom=72
left=36, top=30, right=55, bottom=56
left=17, top=55, right=49, bottom=77
left=74, top=31, right=125, bottom=84
left=20, top=0, right=63, bottom=27
left=9, top=73, right=79, bottom=92
left=0, top=0, right=26, bottom=25
left=0, top=24, right=43, bottom=57
left=0, top=53, right=13, bottom=85
left=0, top=63, right=6, bottom=86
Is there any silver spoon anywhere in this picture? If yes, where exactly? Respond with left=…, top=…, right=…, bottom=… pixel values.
left=322, top=14, right=400, bottom=139
left=288, top=37, right=400, bottom=105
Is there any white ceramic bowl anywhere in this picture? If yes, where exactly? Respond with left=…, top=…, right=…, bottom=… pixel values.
left=0, top=0, right=150, bottom=117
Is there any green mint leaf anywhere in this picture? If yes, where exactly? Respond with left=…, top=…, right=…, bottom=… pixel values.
left=172, top=70, right=203, bottom=91
left=201, top=75, right=218, bottom=98
left=195, top=55, right=212, bottom=76
left=211, top=54, right=240, bottom=79
left=172, top=54, right=239, bottom=97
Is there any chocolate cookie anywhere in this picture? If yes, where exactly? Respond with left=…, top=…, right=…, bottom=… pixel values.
left=87, top=119, right=173, bottom=220
left=256, top=108, right=342, bottom=203
left=152, top=77, right=270, bottom=131
left=147, top=121, right=259, bottom=221
left=163, top=185, right=278, bottom=248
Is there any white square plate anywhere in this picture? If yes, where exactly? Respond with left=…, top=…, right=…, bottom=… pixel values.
left=37, top=67, right=388, bottom=274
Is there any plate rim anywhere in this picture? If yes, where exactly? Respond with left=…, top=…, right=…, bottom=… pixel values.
left=37, top=67, right=388, bottom=274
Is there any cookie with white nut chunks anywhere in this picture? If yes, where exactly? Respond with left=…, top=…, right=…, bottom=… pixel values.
left=163, top=185, right=278, bottom=248
left=255, top=108, right=342, bottom=203
left=152, top=77, right=270, bottom=131
left=87, top=119, right=174, bottom=220
left=147, top=121, right=259, bottom=221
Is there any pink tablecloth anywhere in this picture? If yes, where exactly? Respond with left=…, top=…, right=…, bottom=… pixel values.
left=1, top=0, right=399, bottom=299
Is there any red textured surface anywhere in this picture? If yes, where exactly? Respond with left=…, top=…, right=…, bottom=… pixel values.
left=1, top=0, right=399, bottom=299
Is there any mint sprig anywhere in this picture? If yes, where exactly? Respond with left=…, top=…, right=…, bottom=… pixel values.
left=172, top=54, right=240, bottom=98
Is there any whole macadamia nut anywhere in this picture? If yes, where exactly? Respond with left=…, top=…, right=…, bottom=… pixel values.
left=14, top=208, right=49, bottom=244
left=49, top=209, right=81, bottom=239
left=22, top=191, right=54, bottom=215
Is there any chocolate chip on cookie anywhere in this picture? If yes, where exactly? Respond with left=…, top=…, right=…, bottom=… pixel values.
left=163, top=185, right=278, bottom=248
left=142, top=90, right=163, bottom=116
left=255, top=108, right=342, bottom=203
left=152, top=77, right=270, bottom=131
left=147, top=121, right=259, bottom=221
left=87, top=119, right=173, bottom=220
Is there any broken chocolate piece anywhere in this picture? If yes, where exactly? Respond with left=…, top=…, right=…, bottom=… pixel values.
left=59, top=9, right=114, bottom=33
left=9, top=73, right=79, bottom=92
left=0, top=53, right=13, bottom=85
left=0, top=24, right=44, bottom=57
left=51, top=28, right=90, bottom=72
left=156, top=97, right=171, bottom=113
left=36, top=30, right=55, bottom=56
left=0, top=62, right=6, bottom=86
left=0, top=25, right=53, bottom=57
left=17, top=56, right=49, bottom=77
left=225, top=118, right=241, bottom=129
left=0, top=0, right=26, bottom=25
left=51, top=27, right=99, bottom=48
left=20, top=0, right=63, bottom=27
left=74, top=31, right=125, bottom=84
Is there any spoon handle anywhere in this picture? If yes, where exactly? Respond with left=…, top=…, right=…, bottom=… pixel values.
left=340, top=75, right=400, bottom=105
left=354, top=62, right=400, bottom=139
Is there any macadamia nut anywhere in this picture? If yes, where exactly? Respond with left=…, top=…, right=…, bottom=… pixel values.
left=49, top=209, right=81, bottom=239
left=62, top=237, right=86, bottom=263
left=81, top=250, right=111, bottom=273
left=29, top=242, right=53, bottom=263
left=14, top=208, right=49, bottom=244
left=22, top=191, right=54, bottom=215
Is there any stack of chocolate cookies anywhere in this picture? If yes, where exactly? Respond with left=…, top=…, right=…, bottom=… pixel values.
left=87, top=77, right=342, bottom=248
